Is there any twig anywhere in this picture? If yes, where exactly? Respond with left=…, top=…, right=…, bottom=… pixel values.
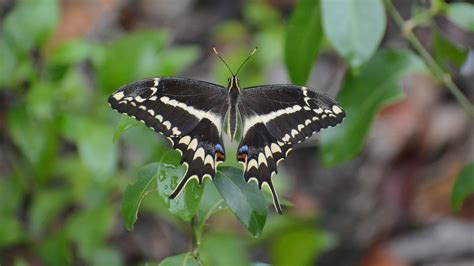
left=191, top=216, right=203, bottom=265
left=384, top=0, right=474, bottom=117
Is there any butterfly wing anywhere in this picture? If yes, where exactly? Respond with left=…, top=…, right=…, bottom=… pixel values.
left=108, top=77, right=228, bottom=198
left=237, top=85, right=345, bottom=213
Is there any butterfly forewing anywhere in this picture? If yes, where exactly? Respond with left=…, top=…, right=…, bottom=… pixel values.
left=237, top=85, right=346, bottom=213
left=108, top=77, right=229, bottom=198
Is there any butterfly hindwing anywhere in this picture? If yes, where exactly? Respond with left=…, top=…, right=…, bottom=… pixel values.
left=237, top=85, right=345, bottom=213
left=108, top=77, right=228, bottom=197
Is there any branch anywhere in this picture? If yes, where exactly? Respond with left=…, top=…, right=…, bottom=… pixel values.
left=384, top=0, right=474, bottom=117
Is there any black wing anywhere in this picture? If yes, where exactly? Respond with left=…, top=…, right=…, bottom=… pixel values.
left=108, top=77, right=229, bottom=198
left=237, top=85, right=346, bottom=213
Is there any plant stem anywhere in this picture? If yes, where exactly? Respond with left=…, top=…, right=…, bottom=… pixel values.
left=191, top=216, right=203, bottom=265
left=384, top=0, right=474, bottom=117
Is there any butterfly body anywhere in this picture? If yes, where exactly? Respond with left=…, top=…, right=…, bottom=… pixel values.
left=109, top=76, right=345, bottom=213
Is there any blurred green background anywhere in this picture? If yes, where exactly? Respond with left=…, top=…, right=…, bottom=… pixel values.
left=0, top=0, right=473, bottom=265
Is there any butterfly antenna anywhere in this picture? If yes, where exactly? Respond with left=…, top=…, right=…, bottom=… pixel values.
left=235, top=47, right=257, bottom=76
left=212, top=47, right=234, bottom=76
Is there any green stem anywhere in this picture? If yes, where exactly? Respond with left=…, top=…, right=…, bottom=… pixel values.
left=191, top=216, right=203, bottom=265
left=384, top=0, right=474, bottom=117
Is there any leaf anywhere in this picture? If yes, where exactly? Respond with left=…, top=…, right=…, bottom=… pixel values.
left=200, top=233, right=249, bottom=266
left=446, top=3, right=474, bottom=32
left=7, top=107, right=58, bottom=179
left=29, top=189, right=71, bottom=237
left=37, top=232, right=72, bottom=266
left=91, top=247, right=123, bottom=266
left=159, top=253, right=199, bottom=266
left=321, top=0, right=386, bottom=68
left=159, top=46, right=200, bottom=76
left=113, top=115, right=140, bottom=143
left=76, top=118, right=118, bottom=180
left=0, top=215, right=24, bottom=248
left=122, top=163, right=158, bottom=231
left=95, top=31, right=167, bottom=93
left=196, top=181, right=227, bottom=225
left=451, top=162, right=474, bottom=214
left=46, top=40, right=95, bottom=66
left=156, top=152, right=205, bottom=221
left=284, top=0, right=323, bottom=85
left=66, top=206, right=114, bottom=261
left=433, top=32, right=468, bottom=68
left=271, top=227, right=335, bottom=266
left=2, top=0, right=59, bottom=56
left=320, top=49, right=427, bottom=166
left=214, top=167, right=267, bottom=237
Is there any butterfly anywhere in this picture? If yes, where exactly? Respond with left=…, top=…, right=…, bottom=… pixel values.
left=108, top=47, right=345, bottom=214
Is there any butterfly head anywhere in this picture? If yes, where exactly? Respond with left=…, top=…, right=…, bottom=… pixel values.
left=227, top=76, right=241, bottom=92
left=212, top=46, right=257, bottom=92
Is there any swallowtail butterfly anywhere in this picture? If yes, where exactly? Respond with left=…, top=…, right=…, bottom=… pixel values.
left=108, top=48, right=345, bottom=214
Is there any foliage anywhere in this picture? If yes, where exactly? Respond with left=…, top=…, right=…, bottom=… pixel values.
left=451, top=163, right=474, bottom=214
left=1, top=0, right=473, bottom=265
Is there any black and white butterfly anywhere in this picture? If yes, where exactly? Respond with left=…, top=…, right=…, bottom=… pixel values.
left=108, top=48, right=345, bottom=214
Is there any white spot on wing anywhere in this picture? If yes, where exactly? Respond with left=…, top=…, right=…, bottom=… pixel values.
left=113, top=91, right=125, bottom=100
left=264, top=146, right=272, bottom=158
left=135, top=96, right=147, bottom=102
left=163, top=121, right=171, bottom=130
left=332, top=105, right=343, bottom=114
left=179, top=136, right=191, bottom=145
left=247, top=159, right=258, bottom=170
left=188, top=138, right=198, bottom=151
left=193, top=147, right=205, bottom=160
left=148, top=109, right=155, bottom=116
left=204, top=154, right=214, bottom=168
left=291, top=129, right=298, bottom=138
left=258, top=153, right=267, bottom=166
left=172, top=127, right=181, bottom=136
left=155, top=115, right=163, bottom=122
left=271, top=143, right=282, bottom=154
left=149, top=96, right=158, bottom=101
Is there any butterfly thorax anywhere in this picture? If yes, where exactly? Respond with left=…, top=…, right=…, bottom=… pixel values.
left=226, top=76, right=240, bottom=141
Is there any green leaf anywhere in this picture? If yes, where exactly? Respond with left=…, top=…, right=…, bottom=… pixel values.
left=272, top=227, right=335, bottom=266
left=29, top=189, right=71, bottom=237
left=122, top=163, right=158, bottom=231
left=0, top=38, right=18, bottom=87
left=96, top=31, right=167, bottom=93
left=66, top=206, right=114, bottom=261
left=159, top=46, right=200, bottom=76
left=75, top=117, right=118, bottom=180
left=2, top=0, right=59, bottom=56
left=196, top=182, right=226, bottom=224
left=321, top=0, right=386, bottom=68
left=285, top=0, right=323, bottom=85
left=91, top=247, right=123, bottom=266
left=113, top=115, right=140, bottom=143
left=7, top=107, right=58, bottom=179
left=200, top=233, right=249, bottom=266
left=451, top=162, right=474, bottom=214
left=26, top=82, right=56, bottom=119
left=446, top=3, right=474, bottom=32
left=46, top=40, right=95, bottom=66
left=433, top=32, right=468, bottom=68
left=0, top=215, right=24, bottom=248
left=320, top=49, right=427, bottom=166
left=156, top=152, right=205, bottom=221
left=37, top=232, right=72, bottom=266
left=159, top=253, right=199, bottom=266
left=214, top=167, right=267, bottom=237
